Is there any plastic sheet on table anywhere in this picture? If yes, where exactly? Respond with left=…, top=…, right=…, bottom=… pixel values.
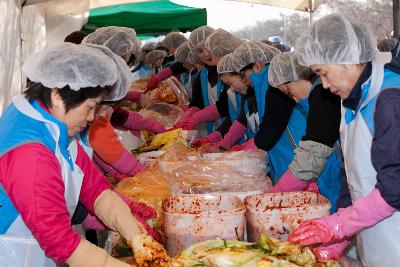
left=138, top=102, right=183, bottom=128
left=161, top=159, right=271, bottom=196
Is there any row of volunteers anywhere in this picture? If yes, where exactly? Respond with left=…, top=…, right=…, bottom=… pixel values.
left=1, top=11, right=400, bottom=267
left=141, top=13, right=400, bottom=266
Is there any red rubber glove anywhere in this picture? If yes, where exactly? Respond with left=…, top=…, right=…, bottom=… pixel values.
left=174, top=107, right=200, bottom=129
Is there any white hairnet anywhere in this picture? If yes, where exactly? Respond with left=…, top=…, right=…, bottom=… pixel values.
left=83, top=44, right=132, bottom=101
left=205, top=29, right=244, bottom=58
left=217, top=53, right=237, bottom=74
left=187, top=51, right=201, bottom=65
left=142, top=43, right=156, bottom=52
left=228, top=41, right=280, bottom=72
left=175, top=41, right=191, bottom=64
left=268, top=52, right=314, bottom=87
left=161, top=32, right=187, bottom=50
left=378, top=38, right=398, bottom=52
left=295, top=13, right=377, bottom=66
left=82, top=26, right=140, bottom=57
left=22, top=43, right=129, bottom=100
left=188, top=25, right=215, bottom=52
left=144, top=49, right=167, bottom=65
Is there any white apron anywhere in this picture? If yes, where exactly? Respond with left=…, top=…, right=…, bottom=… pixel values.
left=0, top=96, right=84, bottom=267
left=340, top=52, right=400, bottom=267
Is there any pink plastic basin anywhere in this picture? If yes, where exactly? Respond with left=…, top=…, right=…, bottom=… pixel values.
left=162, top=194, right=246, bottom=257
left=244, top=192, right=331, bottom=242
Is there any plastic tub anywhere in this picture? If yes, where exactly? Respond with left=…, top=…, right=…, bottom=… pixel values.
left=162, top=194, right=246, bottom=257
left=244, top=192, right=331, bottom=242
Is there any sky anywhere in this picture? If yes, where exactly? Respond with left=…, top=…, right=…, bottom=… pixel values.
left=171, top=0, right=303, bottom=32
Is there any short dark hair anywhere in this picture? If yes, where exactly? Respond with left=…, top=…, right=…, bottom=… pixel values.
left=64, top=31, right=87, bottom=44
left=24, top=82, right=113, bottom=112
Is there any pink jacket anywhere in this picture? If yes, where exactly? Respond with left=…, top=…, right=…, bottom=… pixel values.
left=0, top=142, right=111, bottom=263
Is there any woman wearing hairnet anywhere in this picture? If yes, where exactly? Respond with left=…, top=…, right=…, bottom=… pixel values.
left=82, top=26, right=165, bottom=180
left=147, top=32, right=187, bottom=90
left=195, top=41, right=279, bottom=150
left=144, top=49, right=168, bottom=74
left=174, top=26, right=218, bottom=132
left=267, top=52, right=342, bottom=213
left=146, top=41, right=199, bottom=96
left=0, top=43, right=152, bottom=267
left=178, top=28, right=243, bottom=138
left=288, top=14, right=400, bottom=265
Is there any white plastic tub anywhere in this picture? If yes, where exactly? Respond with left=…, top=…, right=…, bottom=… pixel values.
left=162, top=194, right=246, bottom=257
left=245, top=192, right=331, bottom=242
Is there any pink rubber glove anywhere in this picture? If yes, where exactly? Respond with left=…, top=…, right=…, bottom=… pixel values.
left=313, top=238, right=352, bottom=261
left=124, top=91, right=142, bottom=102
left=214, top=120, right=247, bottom=149
left=192, top=131, right=223, bottom=147
left=93, top=153, right=127, bottom=180
left=147, top=68, right=173, bottom=90
left=181, top=104, right=221, bottom=130
left=174, top=107, right=200, bottom=129
left=305, top=181, right=320, bottom=194
left=269, top=170, right=308, bottom=193
left=125, top=111, right=166, bottom=134
left=289, top=188, right=396, bottom=245
left=111, top=108, right=166, bottom=134
left=230, top=138, right=257, bottom=151
left=112, top=150, right=146, bottom=177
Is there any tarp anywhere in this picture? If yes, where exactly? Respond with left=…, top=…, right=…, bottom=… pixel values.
left=229, top=0, right=326, bottom=12
left=82, top=0, right=207, bottom=36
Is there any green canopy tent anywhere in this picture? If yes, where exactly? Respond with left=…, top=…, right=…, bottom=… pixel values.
left=82, top=0, right=207, bottom=36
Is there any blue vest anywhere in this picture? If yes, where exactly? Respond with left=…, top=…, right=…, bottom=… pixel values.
left=200, top=67, right=224, bottom=133
left=0, top=100, right=72, bottom=234
left=245, top=65, right=270, bottom=140
left=268, top=83, right=309, bottom=183
left=345, top=68, right=400, bottom=133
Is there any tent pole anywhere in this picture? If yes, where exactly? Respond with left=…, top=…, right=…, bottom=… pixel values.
left=308, top=0, right=313, bottom=27
left=394, top=0, right=400, bottom=37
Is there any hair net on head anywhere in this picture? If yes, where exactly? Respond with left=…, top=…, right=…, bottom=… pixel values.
left=83, top=44, right=132, bottom=101
left=229, top=41, right=280, bottom=72
left=144, top=49, right=167, bottom=65
left=188, top=25, right=215, bottom=52
left=22, top=43, right=121, bottom=96
left=295, top=13, right=377, bottom=66
left=205, top=29, right=244, bottom=58
left=82, top=26, right=140, bottom=57
left=175, top=41, right=190, bottom=64
left=268, top=52, right=314, bottom=87
left=187, top=51, right=201, bottom=65
left=161, top=32, right=187, bottom=50
left=378, top=38, right=398, bottom=52
left=217, top=53, right=238, bottom=74
left=142, top=43, right=156, bottom=52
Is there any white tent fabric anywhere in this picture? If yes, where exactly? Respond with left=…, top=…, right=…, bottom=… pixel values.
left=0, top=0, right=89, bottom=115
left=229, top=0, right=325, bottom=12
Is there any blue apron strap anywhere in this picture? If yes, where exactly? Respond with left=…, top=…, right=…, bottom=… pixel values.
left=0, top=184, right=19, bottom=234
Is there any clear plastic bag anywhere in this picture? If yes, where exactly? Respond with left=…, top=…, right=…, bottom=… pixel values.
left=115, top=166, right=172, bottom=242
left=160, top=149, right=271, bottom=197
left=140, top=77, right=189, bottom=108
left=138, top=102, right=184, bottom=128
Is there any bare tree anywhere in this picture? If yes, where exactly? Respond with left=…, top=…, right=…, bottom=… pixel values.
left=234, top=0, right=392, bottom=46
